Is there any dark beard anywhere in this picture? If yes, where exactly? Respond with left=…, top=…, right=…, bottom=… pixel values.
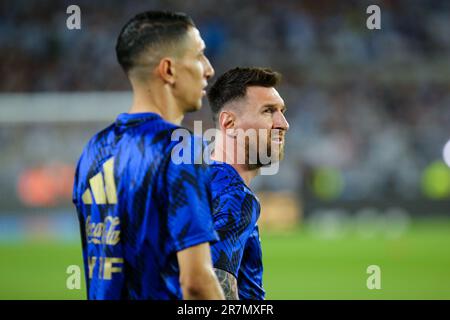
left=245, top=138, right=280, bottom=170
left=243, top=132, right=285, bottom=169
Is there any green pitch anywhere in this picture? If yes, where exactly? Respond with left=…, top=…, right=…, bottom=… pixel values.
left=1, top=219, right=449, bottom=299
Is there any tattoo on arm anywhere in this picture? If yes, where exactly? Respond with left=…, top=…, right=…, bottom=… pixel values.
left=214, top=268, right=239, bottom=300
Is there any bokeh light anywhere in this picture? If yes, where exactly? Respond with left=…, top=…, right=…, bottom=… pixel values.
left=443, top=139, right=450, bottom=168
left=421, top=161, right=450, bottom=199
left=311, top=167, right=344, bottom=201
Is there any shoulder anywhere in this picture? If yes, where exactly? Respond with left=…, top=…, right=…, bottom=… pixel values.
left=77, top=123, right=116, bottom=169
left=208, top=163, right=260, bottom=219
left=208, top=163, right=254, bottom=202
left=85, top=123, right=115, bottom=152
left=134, top=118, right=180, bottom=150
left=137, top=120, right=205, bottom=164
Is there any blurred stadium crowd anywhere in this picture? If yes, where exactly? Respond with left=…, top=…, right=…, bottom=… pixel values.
left=0, top=0, right=450, bottom=210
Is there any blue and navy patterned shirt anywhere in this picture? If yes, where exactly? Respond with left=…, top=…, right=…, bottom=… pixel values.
left=72, top=112, right=218, bottom=300
left=207, top=161, right=265, bottom=300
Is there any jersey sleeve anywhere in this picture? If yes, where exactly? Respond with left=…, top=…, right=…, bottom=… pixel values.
left=164, top=136, right=219, bottom=252
left=210, top=190, right=257, bottom=277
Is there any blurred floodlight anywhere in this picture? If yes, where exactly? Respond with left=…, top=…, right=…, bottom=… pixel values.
left=443, top=139, right=450, bottom=168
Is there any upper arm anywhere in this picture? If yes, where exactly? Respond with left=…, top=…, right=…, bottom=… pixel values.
left=164, top=142, right=218, bottom=252
left=210, top=191, right=257, bottom=277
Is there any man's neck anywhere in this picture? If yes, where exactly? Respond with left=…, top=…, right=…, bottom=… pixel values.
left=128, top=104, right=184, bottom=125
left=231, top=163, right=259, bottom=187
left=129, top=83, right=184, bottom=125
left=211, top=143, right=259, bottom=187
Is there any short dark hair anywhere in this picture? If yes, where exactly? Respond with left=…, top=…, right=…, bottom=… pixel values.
left=207, top=67, right=281, bottom=123
left=116, top=11, right=195, bottom=74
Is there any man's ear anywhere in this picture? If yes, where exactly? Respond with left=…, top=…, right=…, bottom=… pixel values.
left=157, top=57, right=176, bottom=85
left=219, top=110, right=237, bottom=137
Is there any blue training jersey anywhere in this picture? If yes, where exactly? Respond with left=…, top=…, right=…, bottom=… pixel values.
left=72, top=112, right=218, bottom=300
left=207, top=161, right=265, bottom=300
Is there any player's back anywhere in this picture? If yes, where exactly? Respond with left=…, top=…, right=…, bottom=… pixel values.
left=73, top=112, right=217, bottom=299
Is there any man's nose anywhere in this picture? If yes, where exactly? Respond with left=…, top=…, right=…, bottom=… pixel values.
left=204, top=57, right=215, bottom=80
left=274, top=111, right=289, bottom=131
